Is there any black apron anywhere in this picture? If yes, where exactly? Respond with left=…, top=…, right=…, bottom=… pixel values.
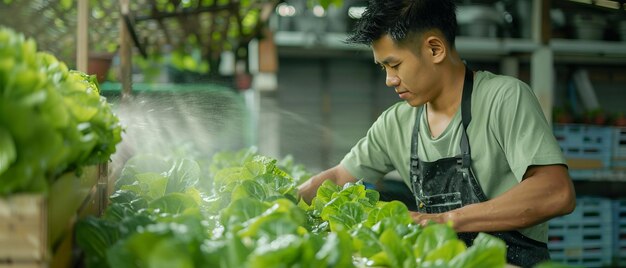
left=409, top=66, right=550, bottom=268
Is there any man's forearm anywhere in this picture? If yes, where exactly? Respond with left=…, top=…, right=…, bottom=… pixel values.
left=448, top=165, right=575, bottom=232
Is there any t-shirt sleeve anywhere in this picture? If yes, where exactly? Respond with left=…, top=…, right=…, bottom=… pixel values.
left=491, top=79, right=567, bottom=181
left=340, top=109, right=396, bottom=183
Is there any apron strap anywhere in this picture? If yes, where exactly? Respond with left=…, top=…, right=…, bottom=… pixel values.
left=460, top=65, right=474, bottom=170
left=410, top=107, right=422, bottom=193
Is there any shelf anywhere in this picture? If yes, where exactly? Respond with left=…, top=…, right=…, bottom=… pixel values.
left=274, top=31, right=539, bottom=58
left=274, top=32, right=626, bottom=60
left=570, top=169, right=626, bottom=181
left=550, top=39, right=626, bottom=60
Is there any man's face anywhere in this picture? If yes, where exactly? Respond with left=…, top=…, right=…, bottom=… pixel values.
left=371, top=34, right=438, bottom=107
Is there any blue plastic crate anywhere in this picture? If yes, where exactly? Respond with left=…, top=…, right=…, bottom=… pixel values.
left=550, top=197, right=613, bottom=225
left=548, top=197, right=614, bottom=267
left=613, top=127, right=626, bottom=169
left=613, top=199, right=626, bottom=266
left=554, top=124, right=613, bottom=169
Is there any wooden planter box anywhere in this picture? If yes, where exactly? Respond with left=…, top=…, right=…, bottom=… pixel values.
left=0, top=164, right=108, bottom=268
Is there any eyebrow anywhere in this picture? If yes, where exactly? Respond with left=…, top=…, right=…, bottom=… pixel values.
left=375, top=56, right=399, bottom=66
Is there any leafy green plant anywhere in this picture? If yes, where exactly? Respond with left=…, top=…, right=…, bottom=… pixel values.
left=0, top=27, right=122, bottom=195
left=76, top=149, right=517, bottom=268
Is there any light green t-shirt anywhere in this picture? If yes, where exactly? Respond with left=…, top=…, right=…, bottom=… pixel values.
left=340, top=71, right=566, bottom=243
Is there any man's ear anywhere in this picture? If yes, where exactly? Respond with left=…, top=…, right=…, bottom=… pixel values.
left=424, top=36, right=446, bottom=64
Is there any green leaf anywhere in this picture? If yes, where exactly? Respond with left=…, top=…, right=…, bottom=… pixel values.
left=109, top=190, right=139, bottom=205
left=0, top=127, right=16, bottom=176
left=448, top=233, right=506, bottom=268
left=220, top=197, right=270, bottom=226
left=231, top=180, right=267, bottom=201
left=166, top=158, right=200, bottom=193
left=365, top=189, right=380, bottom=205
left=248, top=234, right=303, bottom=268
left=375, top=201, right=413, bottom=225
left=135, top=172, right=169, bottom=200
left=401, top=225, right=422, bottom=246
left=351, top=226, right=383, bottom=258
left=338, top=182, right=367, bottom=200
left=149, top=193, right=198, bottom=214
left=242, top=159, right=267, bottom=179
left=299, top=233, right=327, bottom=268
left=315, top=230, right=354, bottom=267
left=239, top=212, right=300, bottom=239
left=224, top=231, right=252, bottom=268
left=75, top=217, right=119, bottom=267
left=147, top=240, right=195, bottom=268
left=213, top=166, right=244, bottom=191
left=315, top=180, right=341, bottom=203
left=256, top=173, right=296, bottom=197
left=423, top=239, right=467, bottom=264
left=106, top=231, right=161, bottom=267
left=117, top=154, right=171, bottom=189
left=320, top=194, right=350, bottom=221
left=379, top=228, right=414, bottom=268
left=327, top=201, right=366, bottom=231
left=414, top=224, right=458, bottom=260
left=60, top=0, right=72, bottom=10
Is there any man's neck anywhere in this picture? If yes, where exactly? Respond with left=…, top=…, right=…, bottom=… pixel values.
left=427, top=61, right=467, bottom=118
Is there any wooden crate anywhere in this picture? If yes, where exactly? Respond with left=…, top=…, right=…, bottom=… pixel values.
left=0, top=164, right=108, bottom=267
left=0, top=195, right=46, bottom=263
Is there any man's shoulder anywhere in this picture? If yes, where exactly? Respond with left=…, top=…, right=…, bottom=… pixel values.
left=475, top=71, right=531, bottom=94
left=474, top=71, right=534, bottom=104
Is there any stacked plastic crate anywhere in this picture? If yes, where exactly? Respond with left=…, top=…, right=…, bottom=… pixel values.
left=553, top=124, right=613, bottom=179
left=548, top=197, right=614, bottom=267
left=613, top=127, right=626, bottom=170
left=612, top=127, right=626, bottom=266
left=614, top=199, right=626, bottom=266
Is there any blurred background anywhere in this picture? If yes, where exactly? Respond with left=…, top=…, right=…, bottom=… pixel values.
left=2, top=0, right=626, bottom=266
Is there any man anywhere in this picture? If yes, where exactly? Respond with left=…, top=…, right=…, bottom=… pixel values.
left=297, top=0, right=576, bottom=266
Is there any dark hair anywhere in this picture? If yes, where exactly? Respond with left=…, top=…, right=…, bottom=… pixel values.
left=346, top=0, right=457, bottom=48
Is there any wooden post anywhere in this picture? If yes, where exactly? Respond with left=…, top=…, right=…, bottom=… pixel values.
left=119, top=0, right=132, bottom=99
left=97, top=163, right=109, bottom=216
left=77, top=0, right=88, bottom=72
left=531, top=0, right=554, bottom=123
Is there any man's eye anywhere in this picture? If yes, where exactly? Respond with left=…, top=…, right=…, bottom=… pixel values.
left=391, top=64, right=400, bottom=69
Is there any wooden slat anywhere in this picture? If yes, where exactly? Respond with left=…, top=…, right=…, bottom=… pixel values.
left=0, top=195, right=46, bottom=262
left=0, top=263, right=45, bottom=268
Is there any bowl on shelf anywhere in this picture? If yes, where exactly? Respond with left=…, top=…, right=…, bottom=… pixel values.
left=457, top=5, right=502, bottom=38
left=571, top=13, right=606, bottom=40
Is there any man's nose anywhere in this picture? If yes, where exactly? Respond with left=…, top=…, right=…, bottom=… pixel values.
left=386, top=75, right=400, bottom=87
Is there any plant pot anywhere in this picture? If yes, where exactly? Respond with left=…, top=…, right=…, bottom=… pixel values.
left=88, top=53, right=114, bottom=83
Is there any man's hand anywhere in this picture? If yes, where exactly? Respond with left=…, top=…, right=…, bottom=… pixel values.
left=297, top=180, right=317, bottom=204
left=410, top=211, right=453, bottom=227
left=297, top=164, right=357, bottom=204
